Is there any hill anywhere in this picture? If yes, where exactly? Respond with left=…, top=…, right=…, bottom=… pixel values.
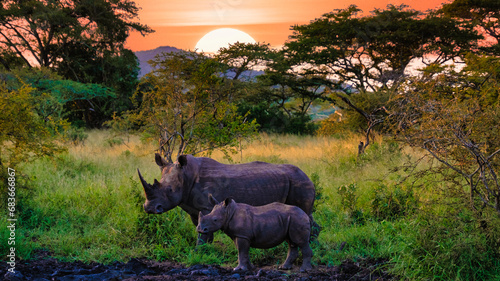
left=134, top=45, right=265, bottom=80
left=135, top=46, right=182, bottom=77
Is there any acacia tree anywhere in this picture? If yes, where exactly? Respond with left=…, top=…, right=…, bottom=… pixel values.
left=284, top=4, right=478, bottom=151
left=287, top=4, right=479, bottom=91
left=216, top=42, right=322, bottom=134
left=216, top=42, right=271, bottom=81
left=439, top=0, right=500, bottom=55
left=390, top=55, right=500, bottom=215
left=0, top=0, right=152, bottom=70
left=116, top=51, right=258, bottom=163
left=0, top=0, right=152, bottom=127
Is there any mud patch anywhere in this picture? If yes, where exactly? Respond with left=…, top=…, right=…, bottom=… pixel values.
left=1, top=253, right=394, bottom=280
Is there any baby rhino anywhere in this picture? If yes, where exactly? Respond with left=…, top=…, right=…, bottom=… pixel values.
left=197, top=195, right=313, bottom=272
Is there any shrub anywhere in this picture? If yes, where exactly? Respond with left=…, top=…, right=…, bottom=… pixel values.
left=337, top=183, right=365, bottom=224
left=311, top=172, right=328, bottom=212
left=397, top=210, right=500, bottom=280
left=370, top=184, right=418, bottom=220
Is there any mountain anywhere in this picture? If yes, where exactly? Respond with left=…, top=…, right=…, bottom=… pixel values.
left=134, top=45, right=265, bottom=80
left=134, top=46, right=183, bottom=77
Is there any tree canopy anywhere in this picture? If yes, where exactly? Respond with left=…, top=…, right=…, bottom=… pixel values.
left=0, top=0, right=152, bottom=71
left=286, top=4, right=479, bottom=91
left=390, top=54, right=500, bottom=214
left=439, top=0, right=500, bottom=55
left=110, top=50, right=258, bottom=162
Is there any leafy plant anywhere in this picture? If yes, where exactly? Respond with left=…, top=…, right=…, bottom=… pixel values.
left=337, top=183, right=364, bottom=223
left=370, top=184, right=418, bottom=220
left=0, top=84, right=68, bottom=168
left=390, top=54, right=500, bottom=216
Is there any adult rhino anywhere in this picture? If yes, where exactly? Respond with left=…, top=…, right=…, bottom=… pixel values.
left=138, top=153, right=320, bottom=244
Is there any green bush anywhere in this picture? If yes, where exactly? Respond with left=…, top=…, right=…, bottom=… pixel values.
left=65, top=126, right=88, bottom=145
left=396, top=210, right=500, bottom=280
left=370, top=184, right=418, bottom=220
left=337, top=183, right=365, bottom=224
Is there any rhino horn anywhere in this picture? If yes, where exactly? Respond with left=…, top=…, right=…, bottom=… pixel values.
left=137, top=169, right=152, bottom=192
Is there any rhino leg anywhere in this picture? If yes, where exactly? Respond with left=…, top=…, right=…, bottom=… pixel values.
left=280, top=243, right=299, bottom=270
left=299, top=243, right=313, bottom=272
left=233, top=238, right=252, bottom=272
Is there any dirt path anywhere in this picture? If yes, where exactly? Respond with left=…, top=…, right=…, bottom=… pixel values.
left=1, top=253, right=394, bottom=280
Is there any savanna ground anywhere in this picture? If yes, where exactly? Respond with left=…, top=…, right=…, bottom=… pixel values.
left=2, top=130, right=500, bottom=280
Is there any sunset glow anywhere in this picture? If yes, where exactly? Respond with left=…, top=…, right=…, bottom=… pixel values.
left=127, top=0, right=448, bottom=52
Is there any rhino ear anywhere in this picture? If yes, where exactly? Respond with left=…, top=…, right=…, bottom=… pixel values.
left=223, top=198, right=234, bottom=207
left=155, top=153, right=169, bottom=167
left=178, top=155, right=188, bottom=168
left=208, top=194, right=219, bottom=206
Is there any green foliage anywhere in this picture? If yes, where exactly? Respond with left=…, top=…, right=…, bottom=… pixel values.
left=237, top=99, right=317, bottom=135
left=57, top=48, right=141, bottom=127
left=310, top=172, right=328, bottom=212
left=325, top=89, right=391, bottom=136
left=0, top=84, right=68, bottom=168
left=337, top=183, right=365, bottom=223
left=221, top=46, right=320, bottom=135
left=283, top=3, right=480, bottom=147
left=0, top=82, right=69, bottom=222
left=0, top=0, right=152, bottom=71
left=370, top=184, right=418, bottom=220
left=0, top=1, right=146, bottom=127
left=390, top=54, right=500, bottom=215
left=1, top=67, right=116, bottom=128
left=65, top=127, right=88, bottom=145
left=395, top=210, right=500, bottom=280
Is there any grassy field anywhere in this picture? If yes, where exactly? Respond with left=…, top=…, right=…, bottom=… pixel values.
left=3, top=130, right=500, bottom=280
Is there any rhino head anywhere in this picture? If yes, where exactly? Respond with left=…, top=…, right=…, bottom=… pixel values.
left=197, top=195, right=234, bottom=234
left=138, top=153, right=188, bottom=214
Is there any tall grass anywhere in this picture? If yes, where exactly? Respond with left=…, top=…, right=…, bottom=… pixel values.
left=3, top=130, right=500, bottom=280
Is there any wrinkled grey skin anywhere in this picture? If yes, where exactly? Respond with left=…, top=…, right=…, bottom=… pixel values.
left=197, top=196, right=313, bottom=272
left=138, top=153, right=319, bottom=245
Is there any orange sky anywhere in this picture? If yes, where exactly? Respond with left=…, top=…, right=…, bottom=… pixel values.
left=126, top=0, right=449, bottom=52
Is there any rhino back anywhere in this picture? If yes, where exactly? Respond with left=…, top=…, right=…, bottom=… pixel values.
left=193, top=159, right=292, bottom=207
left=180, top=157, right=315, bottom=218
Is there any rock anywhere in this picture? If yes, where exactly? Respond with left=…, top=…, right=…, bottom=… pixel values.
left=4, top=270, right=25, bottom=281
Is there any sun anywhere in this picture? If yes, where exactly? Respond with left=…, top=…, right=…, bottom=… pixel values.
left=195, top=28, right=256, bottom=54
